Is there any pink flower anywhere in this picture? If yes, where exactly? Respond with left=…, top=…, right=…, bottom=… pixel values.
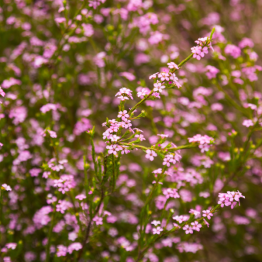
left=93, top=216, right=103, bottom=225
left=149, top=73, right=158, bottom=79
left=173, top=215, right=189, bottom=224
left=202, top=210, right=213, bottom=220
left=145, top=149, right=157, bottom=161
left=211, top=103, right=223, bottom=111
left=82, top=24, right=94, bottom=37
left=48, top=130, right=57, bottom=138
left=163, top=188, right=180, bottom=199
left=188, top=134, right=213, bottom=145
left=191, top=37, right=212, bottom=60
left=9, top=106, right=27, bottom=125
left=93, top=52, right=106, bottom=67
left=188, top=134, right=214, bottom=153
left=152, top=168, right=162, bottom=175
left=189, top=209, right=201, bottom=218
left=203, top=219, right=209, bottom=227
left=191, top=221, right=202, bottom=231
left=53, top=175, right=76, bottom=194
left=75, top=194, right=86, bottom=200
left=110, top=135, right=120, bottom=142
left=118, top=110, right=129, bottom=120
left=56, top=200, right=73, bottom=213
left=244, top=103, right=257, bottom=110
left=199, top=192, right=210, bottom=198
left=163, top=153, right=181, bottom=167
left=55, top=17, right=66, bottom=24
left=57, top=245, right=67, bottom=257
left=148, top=31, right=168, bottom=45
left=5, top=243, right=17, bottom=250
left=0, top=87, right=5, bottom=97
left=157, top=134, right=168, bottom=139
left=167, top=62, right=179, bottom=70
left=224, top=44, right=241, bottom=58
left=218, top=191, right=245, bottom=209
left=1, top=77, right=21, bottom=88
left=183, top=225, right=193, bottom=234
left=239, top=38, right=254, bottom=49
left=67, top=242, right=82, bottom=254
left=40, top=103, right=57, bottom=113
left=119, top=72, right=136, bottom=81
left=106, top=144, right=122, bottom=156
left=135, top=134, right=146, bottom=141
left=242, top=119, right=254, bottom=127
left=127, top=0, right=143, bottom=11
left=1, top=184, right=12, bottom=191
left=137, top=87, right=151, bottom=99
left=205, top=65, right=220, bottom=79
left=115, top=88, right=133, bottom=101
left=29, top=168, right=42, bottom=177
left=151, top=220, right=161, bottom=226
left=33, top=206, right=53, bottom=229
left=153, top=81, right=165, bottom=93
left=73, top=118, right=92, bottom=135
left=152, top=226, right=163, bottom=235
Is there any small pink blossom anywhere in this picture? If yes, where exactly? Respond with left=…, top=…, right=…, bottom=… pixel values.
left=167, top=62, right=179, bottom=70
left=153, top=82, right=165, bottom=93
left=189, top=209, right=201, bottom=218
left=202, top=210, right=213, bottom=220
left=118, top=110, right=129, bottom=120
left=151, top=220, right=161, bottom=226
left=183, top=225, right=193, bottom=234
left=0, top=87, right=5, bottom=97
left=152, top=226, right=163, bottom=235
left=75, top=194, right=86, bottom=200
left=173, top=215, right=189, bottom=224
left=135, top=134, right=146, bottom=141
left=67, top=242, right=82, bottom=254
left=115, top=88, right=133, bottom=101
left=242, top=119, right=254, bottom=127
left=93, top=216, right=103, bottom=225
left=1, top=184, right=12, bottom=191
left=145, top=149, right=157, bottom=161
left=191, top=221, right=202, bottom=232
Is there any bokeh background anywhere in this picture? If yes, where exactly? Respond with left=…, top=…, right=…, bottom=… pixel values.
left=1, top=0, right=262, bottom=261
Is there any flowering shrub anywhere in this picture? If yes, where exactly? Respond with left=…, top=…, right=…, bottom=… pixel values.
left=0, top=0, right=262, bottom=262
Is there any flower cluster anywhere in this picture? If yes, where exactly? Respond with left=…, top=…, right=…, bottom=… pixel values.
left=218, top=191, right=245, bottom=209
left=53, top=175, right=76, bottom=194
left=163, top=152, right=181, bottom=167
left=115, top=88, right=133, bottom=101
left=188, top=134, right=214, bottom=153
left=149, top=63, right=182, bottom=89
left=191, top=37, right=213, bottom=60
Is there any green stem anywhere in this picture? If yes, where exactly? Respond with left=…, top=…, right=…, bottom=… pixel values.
left=119, top=142, right=198, bottom=152
left=177, top=54, right=193, bottom=69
